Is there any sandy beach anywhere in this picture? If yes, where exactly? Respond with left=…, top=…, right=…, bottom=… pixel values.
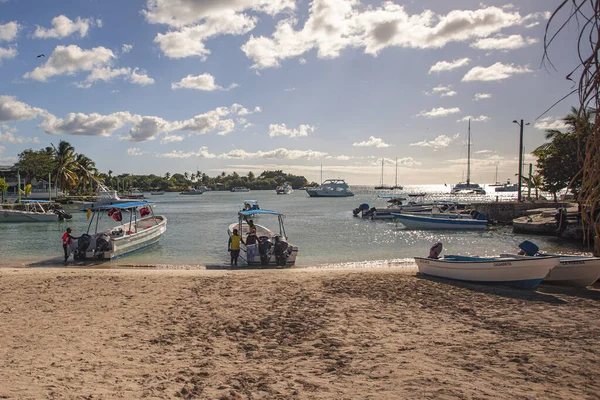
left=1, top=266, right=599, bottom=399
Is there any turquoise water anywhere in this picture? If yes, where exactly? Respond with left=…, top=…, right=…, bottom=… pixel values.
left=0, top=185, right=586, bottom=268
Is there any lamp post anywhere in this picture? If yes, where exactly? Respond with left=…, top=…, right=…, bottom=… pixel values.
left=512, top=119, right=530, bottom=202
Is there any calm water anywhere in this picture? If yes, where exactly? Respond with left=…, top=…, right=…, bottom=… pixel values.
left=0, top=185, right=586, bottom=268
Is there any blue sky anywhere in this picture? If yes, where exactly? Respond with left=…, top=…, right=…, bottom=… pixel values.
left=0, top=0, right=579, bottom=184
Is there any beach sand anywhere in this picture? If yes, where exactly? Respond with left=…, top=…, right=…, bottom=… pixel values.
left=1, top=266, right=599, bottom=399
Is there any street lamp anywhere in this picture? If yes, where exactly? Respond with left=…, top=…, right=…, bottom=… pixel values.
left=513, top=119, right=530, bottom=202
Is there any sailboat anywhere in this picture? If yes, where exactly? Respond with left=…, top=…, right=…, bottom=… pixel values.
left=392, top=157, right=403, bottom=190
left=489, top=164, right=503, bottom=186
left=451, top=120, right=486, bottom=195
left=374, top=158, right=392, bottom=190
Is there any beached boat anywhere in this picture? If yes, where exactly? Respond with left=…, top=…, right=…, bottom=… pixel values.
left=451, top=120, right=486, bottom=195
left=393, top=210, right=487, bottom=230
left=0, top=200, right=66, bottom=222
left=415, top=243, right=559, bottom=289
left=227, top=209, right=298, bottom=267
left=306, top=179, right=354, bottom=197
left=276, top=182, right=293, bottom=195
left=71, top=201, right=167, bottom=261
left=499, top=241, right=600, bottom=287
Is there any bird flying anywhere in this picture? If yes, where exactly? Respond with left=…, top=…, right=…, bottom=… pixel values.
left=36, top=54, right=45, bottom=58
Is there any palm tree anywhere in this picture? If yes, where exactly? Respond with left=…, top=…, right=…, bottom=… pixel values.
left=52, top=141, right=78, bottom=194
left=165, top=172, right=171, bottom=180
left=534, top=107, right=593, bottom=153
left=75, top=154, right=98, bottom=193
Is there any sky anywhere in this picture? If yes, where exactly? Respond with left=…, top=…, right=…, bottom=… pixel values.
left=0, top=0, right=582, bottom=185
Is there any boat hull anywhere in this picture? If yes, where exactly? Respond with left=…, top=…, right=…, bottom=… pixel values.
left=0, top=210, right=59, bottom=222
left=393, top=213, right=487, bottom=230
left=500, top=253, right=600, bottom=287
left=306, top=189, right=354, bottom=197
left=414, top=255, right=558, bottom=289
left=228, top=221, right=298, bottom=267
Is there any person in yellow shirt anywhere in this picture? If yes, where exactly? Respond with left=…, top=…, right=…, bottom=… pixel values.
left=228, top=228, right=241, bottom=266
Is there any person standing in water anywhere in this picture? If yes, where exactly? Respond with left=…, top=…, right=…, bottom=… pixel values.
left=62, top=227, right=74, bottom=263
left=228, top=228, right=241, bottom=266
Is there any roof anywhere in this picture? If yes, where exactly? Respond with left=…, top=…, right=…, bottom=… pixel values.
left=96, top=201, right=153, bottom=210
left=239, top=209, right=281, bottom=217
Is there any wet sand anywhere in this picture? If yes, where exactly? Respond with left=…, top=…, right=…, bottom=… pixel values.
left=1, top=266, right=599, bottom=399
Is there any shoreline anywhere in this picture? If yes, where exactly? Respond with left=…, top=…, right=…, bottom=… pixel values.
left=1, top=267, right=599, bottom=399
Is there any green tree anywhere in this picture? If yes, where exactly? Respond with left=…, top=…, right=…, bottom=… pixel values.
left=75, top=154, right=98, bottom=193
left=0, top=177, right=7, bottom=202
left=52, top=141, right=79, bottom=193
left=14, top=148, right=56, bottom=183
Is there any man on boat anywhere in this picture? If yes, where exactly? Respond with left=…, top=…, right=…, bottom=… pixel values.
left=62, top=227, right=74, bottom=263
left=228, top=228, right=241, bottom=266
left=244, top=228, right=258, bottom=263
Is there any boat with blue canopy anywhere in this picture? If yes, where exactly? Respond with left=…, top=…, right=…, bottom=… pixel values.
left=71, top=201, right=167, bottom=260
left=227, top=209, right=298, bottom=267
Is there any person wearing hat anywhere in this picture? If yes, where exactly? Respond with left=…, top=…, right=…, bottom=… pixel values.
left=228, top=228, right=241, bottom=266
left=62, top=227, right=74, bottom=263
left=243, top=227, right=258, bottom=263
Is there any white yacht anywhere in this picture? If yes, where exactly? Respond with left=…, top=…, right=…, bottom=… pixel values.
left=275, top=182, right=293, bottom=195
left=306, top=179, right=354, bottom=197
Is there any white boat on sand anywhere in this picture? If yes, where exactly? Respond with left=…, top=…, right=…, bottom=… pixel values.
left=415, top=242, right=558, bottom=289
left=227, top=209, right=298, bottom=267
left=71, top=201, right=167, bottom=261
left=500, top=241, right=600, bottom=287
left=306, top=179, right=354, bottom=197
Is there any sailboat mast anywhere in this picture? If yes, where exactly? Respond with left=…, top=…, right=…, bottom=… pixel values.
left=320, top=164, right=323, bottom=184
left=395, top=158, right=398, bottom=187
left=381, top=158, right=384, bottom=186
left=467, top=119, right=471, bottom=185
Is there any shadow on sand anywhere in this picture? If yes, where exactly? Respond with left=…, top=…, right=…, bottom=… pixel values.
left=537, top=282, right=600, bottom=301
left=205, top=264, right=288, bottom=271
left=416, top=274, right=567, bottom=304
left=26, top=257, right=156, bottom=269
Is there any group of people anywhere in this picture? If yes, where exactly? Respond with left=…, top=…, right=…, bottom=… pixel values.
left=227, top=219, right=258, bottom=266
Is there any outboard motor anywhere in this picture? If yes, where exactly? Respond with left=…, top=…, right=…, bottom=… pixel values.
left=273, top=236, right=291, bottom=267
left=352, top=203, right=370, bottom=217
left=54, top=208, right=72, bottom=220
left=258, top=236, right=272, bottom=265
left=94, top=233, right=111, bottom=259
left=428, top=241, right=443, bottom=259
left=74, top=233, right=92, bottom=260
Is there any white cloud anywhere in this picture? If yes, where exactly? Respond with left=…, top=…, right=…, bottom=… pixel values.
left=471, top=34, right=538, bottom=50
left=534, top=117, right=567, bottom=131
left=352, top=136, right=393, bottom=148
left=416, top=107, right=460, bottom=118
left=473, top=93, right=492, bottom=101
left=0, top=22, right=20, bottom=42
left=85, top=67, right=130, bottom=84
left=0, top=128, right=39, bottom=144
left=23, top=45, right=115, bottom=82
left=410, top=133, right=460, bottom=149
left=0, top=46, right=17, bottom=61
left=171, top=73, right=234, bottom=91
left=127, top=147, right=145, bottom=156
left=457, top=115, right=490, bottom=122
left=429, top=58, right=470, bottom=73
left=268, top=123, right=315, bottom=138
left=33, top=15, right=99, bottom=39
left=242, top=3, right=539, bottom=69
left=462, top=62, right=532, bottom=82
left=431, top=85, right=457, bottom=97
left=219, top=148, right=328, bottom=160
left=160, top=135, right=184, bottom=144
left=156, top=146, right=218, bottom=159
left=122, top=44, right=133, bottom=53
left=129, top=68, right=155, bottom=86
left=0, top=95, right=47, bottom=122
left=128, top=116, right=171, bottom=142
left=40, top=111, right=134, bottom=137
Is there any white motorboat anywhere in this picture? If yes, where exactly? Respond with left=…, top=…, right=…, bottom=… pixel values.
left=180, top=187, right=205, bottom=195
left=306, top=179, right=354, bottom=197
left=242, top=200, right=260, bottom=211
left=500, top=241, right=600, bottom=287
left=494, top=180, right=519, bottom=192
left=393, top=209, right=487, bottom=230
left=353, top=196, right=457, bottom=220
left=227, top=209, right=298, bottom=267
left=276, top=182, right=293, bottom=195
left=150, top=191, right=165, bottom=195
left=451, top=120, right=486, bottom=195
left=415, top=242, right=559, bottom=289
left=71, top=201, right=167, bottom=260
left=0, top=200, right=63, bottom=222
left=231, top=187, right=250, bottom=192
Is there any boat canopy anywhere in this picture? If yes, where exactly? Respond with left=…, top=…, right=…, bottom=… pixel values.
left=96, top=201, right=153, bottom=210
left=21, top=199, right=51, bottom=203
left=239, top=209, right=281, bottom=217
